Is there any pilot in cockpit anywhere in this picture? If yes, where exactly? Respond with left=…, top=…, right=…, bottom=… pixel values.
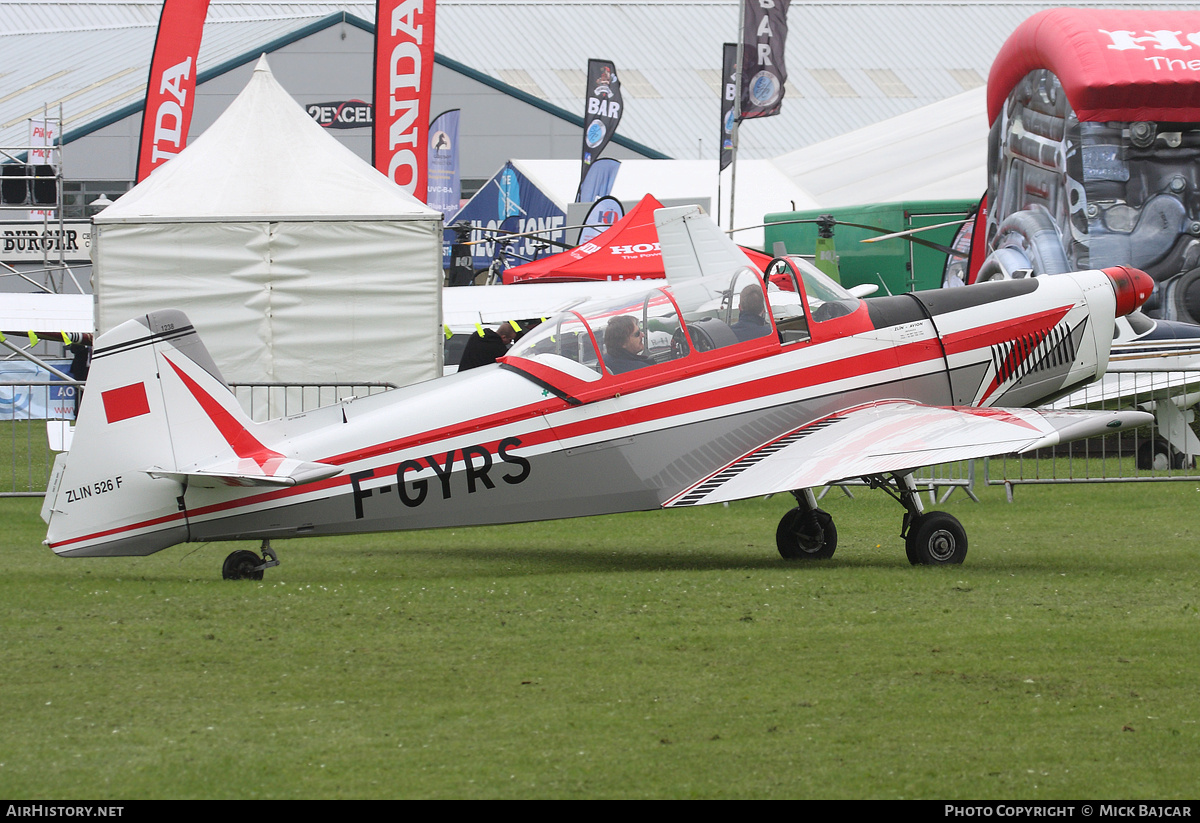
left=731, top=283, right=772, bottom=342
left=604, top=315, right=653, bottom=374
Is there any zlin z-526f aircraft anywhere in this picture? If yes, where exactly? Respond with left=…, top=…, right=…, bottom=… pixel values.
left=43, top=208, right=1154, bottom=578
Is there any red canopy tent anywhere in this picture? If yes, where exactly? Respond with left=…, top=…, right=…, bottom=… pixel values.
left=502, top=194, right=771, bottom=284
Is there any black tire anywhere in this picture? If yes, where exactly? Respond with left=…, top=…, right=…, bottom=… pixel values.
left=222, top=549, right=264, bottom=581
left=1171, top=267, right=1200, bottom=326
left=776, top=507, right=837, bottom=560
left=905, top=511, right=967, bottom=566
left=904, top=514, right=923, bottom=565
left=1136, top=438, right=1191, bottom=471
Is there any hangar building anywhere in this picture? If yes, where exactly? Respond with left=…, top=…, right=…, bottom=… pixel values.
left=3, top=0, right=1191, bottom=219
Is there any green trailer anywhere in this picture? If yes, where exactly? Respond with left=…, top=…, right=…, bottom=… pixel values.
left=762, top=199, right=976, bottom=295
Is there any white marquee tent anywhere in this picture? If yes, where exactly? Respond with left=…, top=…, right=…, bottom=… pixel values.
left=92, top=57, right=445, bottom=395
left=773, top=87, right=990, bottom=208
left=512, top=158, right=819, bottom=249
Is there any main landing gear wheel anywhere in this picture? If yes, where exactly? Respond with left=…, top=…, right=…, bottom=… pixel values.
left=221, top=541, right=280, bottom=580
left=1136, top=438, right=1191, bottom=471
left=905, top=511, right=967, bottom=566
left=776, top=506, right=838, bottom=560
left=222, top=550, right=264, bottom=580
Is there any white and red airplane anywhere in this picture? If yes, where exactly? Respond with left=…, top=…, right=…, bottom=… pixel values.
left=42, top=208, right=1155, bottom=576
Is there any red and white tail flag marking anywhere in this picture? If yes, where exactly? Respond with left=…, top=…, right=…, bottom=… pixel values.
left=102, top=383, right=151, bottom=424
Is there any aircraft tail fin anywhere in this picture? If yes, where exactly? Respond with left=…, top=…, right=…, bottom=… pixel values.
left=655, top=205, right=760, bottom=284
left=43, top=310, right=337, bottom=557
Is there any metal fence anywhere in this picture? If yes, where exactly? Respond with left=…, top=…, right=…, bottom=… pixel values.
left=229, top=382, right=397, bottom=421
left=0, top=380, right=79, bottom=497
left=0, top=380, right=396, bottom=497
left=8, top=371, right=1200, bottom=500
left=987, top=369, right=1200, bottom=499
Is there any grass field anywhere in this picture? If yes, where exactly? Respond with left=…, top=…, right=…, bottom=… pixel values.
left=1, top=477, right=1198, bottom=799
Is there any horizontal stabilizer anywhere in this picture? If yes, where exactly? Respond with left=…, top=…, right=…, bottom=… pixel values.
left=148, top=458, right=341, bottom=488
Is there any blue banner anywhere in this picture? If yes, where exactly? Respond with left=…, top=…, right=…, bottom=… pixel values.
left=577, top=157, right=621, bottom=203
left=427, top=109, right=461, bottom=221
left=0, top=360, right=76, bottom=421
left=446, top=161, right=569, bottom=270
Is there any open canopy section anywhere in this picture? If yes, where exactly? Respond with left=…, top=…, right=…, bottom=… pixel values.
left=506, top=266, right=772, bottom=384
left=987, top=8, right=1200, bottom=125
left=502, top=194, right=772, bottom=284
left=503, top=257, right=866, bottom=404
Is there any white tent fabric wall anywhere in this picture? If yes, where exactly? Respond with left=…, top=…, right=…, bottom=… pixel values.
left=92, top=57, right=444, bottom=416
left=513, top=158, right=819, bottom=250
left=773, top=87, right=990, bottom=208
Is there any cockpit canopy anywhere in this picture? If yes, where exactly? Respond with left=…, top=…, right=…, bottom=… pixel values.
left=507, top=257, right=863, bottom=383
left=507, top=266, right=770, bottom=380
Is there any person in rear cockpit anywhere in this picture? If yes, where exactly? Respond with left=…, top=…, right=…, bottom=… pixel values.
left=603, top=315, right=653, bottom=374
left=731, top=283, right=771, bottom=342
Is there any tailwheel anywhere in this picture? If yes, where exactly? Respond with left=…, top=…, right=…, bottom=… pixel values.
left=776, top=506, right=837, bottom=560
left=905, top=511, right=967, bottom=566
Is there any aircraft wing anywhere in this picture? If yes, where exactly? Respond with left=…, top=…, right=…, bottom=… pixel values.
left=664, top=401, right=1151, bottom=508
left=0, top=293, right=93, bottom=334
left=442, top=280, right=650, bottom=332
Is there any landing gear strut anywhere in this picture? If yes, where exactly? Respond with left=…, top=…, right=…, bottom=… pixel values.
left=865, top=472, right=967, bottom=565
left=775, top=488, right=838, bottom=560
left=221, top=540, right=280, bottom=580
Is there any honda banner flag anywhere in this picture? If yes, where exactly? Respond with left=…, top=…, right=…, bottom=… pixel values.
left=427, top=108, right=461, bottom=220
left=740, top=0, right=790, bottom=120
left=578, top=59, right=623, bottom=197
left=720, top=43, right=737, bottom=170
left=135, top=0, right=210, bottom=182
left=374, top=0, right=437, bottom=201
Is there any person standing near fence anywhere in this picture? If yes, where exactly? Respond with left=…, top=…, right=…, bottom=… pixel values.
left=65, top=332, right=92, bottom=418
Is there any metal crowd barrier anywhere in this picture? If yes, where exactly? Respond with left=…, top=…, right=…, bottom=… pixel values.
left=0, top=380, right=79, bottom=497
left=229, top=381, right=397, bottom=421
left=9, top=371, right=1197, bottom=500
left=820, top=460, right=979, bottom=505
left=987, top=369, right=1200, bottom=499
left=0, top=380, right=396, bottom=497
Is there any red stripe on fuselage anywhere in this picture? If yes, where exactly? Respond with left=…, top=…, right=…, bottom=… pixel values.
left=171, top=309, right=1063, bottom=526
left=940, top=307, right=1069, bottom=354
left=180, top=338, right=942, bottom=522
left=46, top=510, right=185, bottom=550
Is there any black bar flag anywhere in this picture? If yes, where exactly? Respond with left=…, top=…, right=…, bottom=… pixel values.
left=720, top=43, right=737, bottom=171
left=740, top=0, right=790, bottom=120
left=579, top=59, right=623, bottom=196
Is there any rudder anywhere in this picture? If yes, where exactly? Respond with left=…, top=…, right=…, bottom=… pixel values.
left=44, top=311, right=232, bottom=556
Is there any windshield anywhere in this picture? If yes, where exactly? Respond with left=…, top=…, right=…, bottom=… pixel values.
left=507, top=268, right=773, bottom=378
left=766, top=255, right=861, bottom=337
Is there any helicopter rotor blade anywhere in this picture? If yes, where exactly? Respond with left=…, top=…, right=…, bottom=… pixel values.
left=727, top=217, right=966, bottom=257
left=859, top=218, right=970, bottom=242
